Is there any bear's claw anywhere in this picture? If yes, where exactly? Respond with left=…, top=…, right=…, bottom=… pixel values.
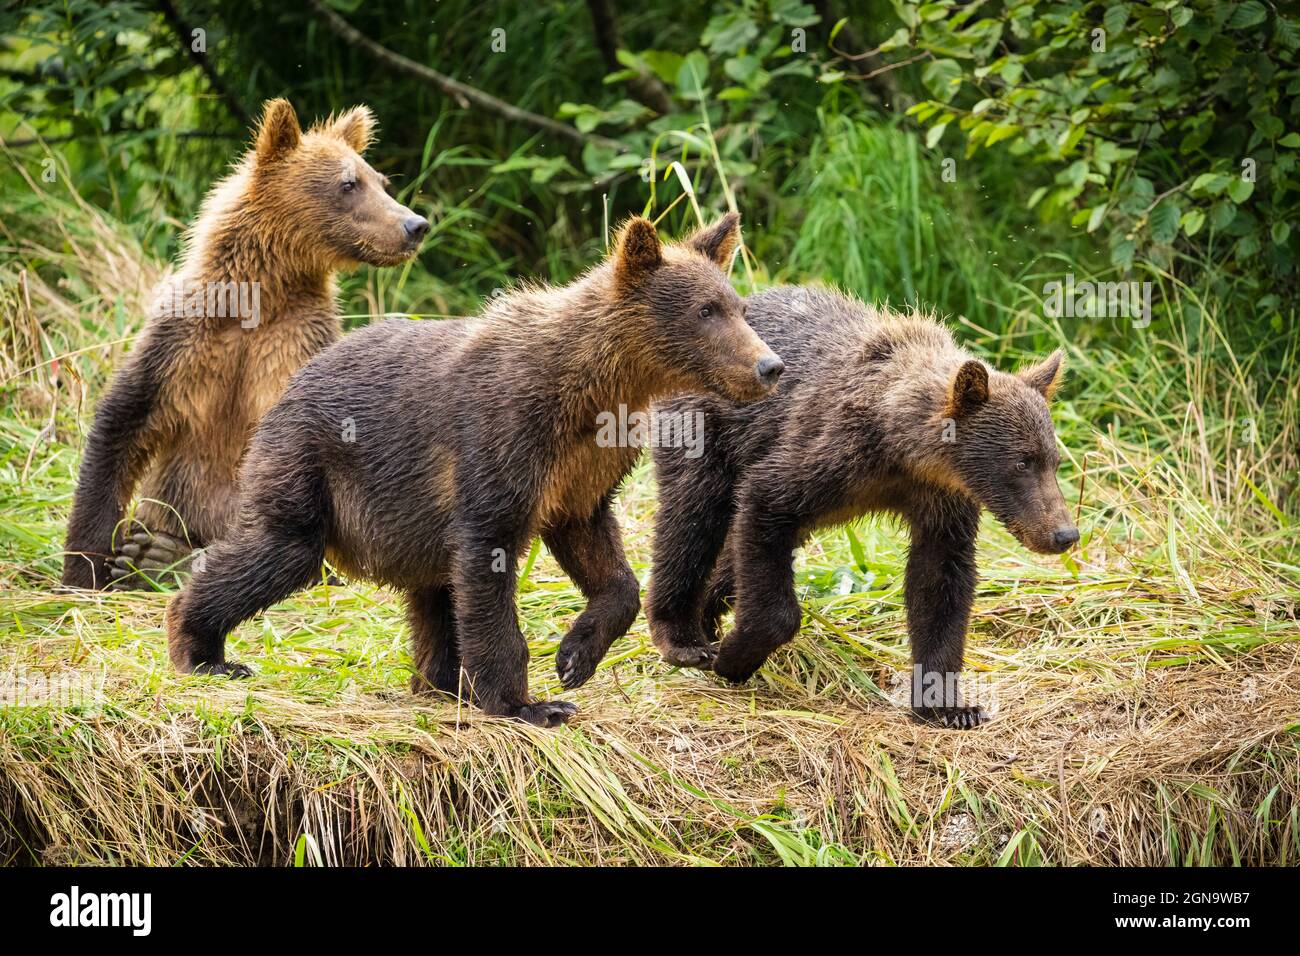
left=912, top=705, right=989, bottom=730
left=555, top=633, right=604, bottom=689
left=659, top=642, right=716, bottom=670
left=109, top=530, right=194, bottom=590
left=516, top=700, right=578, bottom=728
left=192, top=660, right=254, bottom=679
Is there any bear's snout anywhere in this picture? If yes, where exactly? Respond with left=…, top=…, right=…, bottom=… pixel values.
left=404, top=215, right=430, bottom=244
left=756, top=354, right=785, bottom=388
left=1050, top=526, right=1079, bottom=551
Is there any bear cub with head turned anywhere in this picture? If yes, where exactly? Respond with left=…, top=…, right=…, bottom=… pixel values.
left=647, top=285, right=1077, bottom=728
left=166, top=214, right=783, bottom=726
left=62, top=98, right=428, bottom=590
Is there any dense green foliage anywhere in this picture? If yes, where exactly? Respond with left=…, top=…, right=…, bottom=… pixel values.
left=902, top=0, right=1299, bottom=318
left=1, top=0, right=1296, bottom=511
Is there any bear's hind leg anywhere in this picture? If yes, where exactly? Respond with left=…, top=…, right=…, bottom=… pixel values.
left=166, top=525, right=323, bottom=676
left=166, top=467, right=326, bottom=676
left=110, top=521, right=196, bottom=590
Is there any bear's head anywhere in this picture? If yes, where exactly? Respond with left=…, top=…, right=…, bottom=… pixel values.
left=610, top=213, right=783, bottom=402
left=941, top=352, right=1079, bottom=554
left=247, top=98, right=428, bottom=270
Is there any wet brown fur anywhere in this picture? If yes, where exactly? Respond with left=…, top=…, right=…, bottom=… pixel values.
left=646, top=285, right=1076, bottom=729
left=165, top=215, right=782, bottom=726
left=61, top=99, right=427, bottom=588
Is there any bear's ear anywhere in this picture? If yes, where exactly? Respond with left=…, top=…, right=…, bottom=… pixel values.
left=686, top=212, right=742, bottom=269
left=1019, top=349, right=1066, bottom=400
left=331, top=105, right=375, bottom=154
left=255, top=98, right=301, bottom=166
left=614, top=217, right=663, bottom=291
left=945, top=359, right=990, bottom=418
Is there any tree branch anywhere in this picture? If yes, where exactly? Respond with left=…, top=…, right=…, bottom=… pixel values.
left=584, top=0, right=673, bottom=115
left=306, top=0, right=625, bottom=153
left=814, top=1, right=908, bottom=111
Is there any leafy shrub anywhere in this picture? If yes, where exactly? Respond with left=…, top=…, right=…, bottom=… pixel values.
left=897, top=0, right=1298, bottom=319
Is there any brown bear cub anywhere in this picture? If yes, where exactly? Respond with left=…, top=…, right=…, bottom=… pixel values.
left=166, top=214, right=783, bottom=726
left=647, top=285, right=1077, bottom=728
left=62, top=98, right=428, bottom=590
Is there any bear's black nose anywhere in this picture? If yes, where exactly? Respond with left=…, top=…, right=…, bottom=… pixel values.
left=756, top=355, right=784, bottom=386
left=1051, top=527, right=1080, bottom=550
left=404, top=216, right=430, bottom=241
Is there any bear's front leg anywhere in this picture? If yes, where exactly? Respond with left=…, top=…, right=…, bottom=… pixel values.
left=711, top=506, right=802, bottom=684
left=542, top=496, right=640, bottom=689
left=904, top=499, right=988, bottom=729
left=451, top=521, right=576, bottom=727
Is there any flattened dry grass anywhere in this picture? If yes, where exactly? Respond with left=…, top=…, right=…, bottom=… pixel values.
left=1, top=151, right=1298, bottom=866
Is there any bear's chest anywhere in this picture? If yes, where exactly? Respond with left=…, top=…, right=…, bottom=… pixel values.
left=536, top=439, right=639, bottom=528
left=169, top=309, right=339, bottom=469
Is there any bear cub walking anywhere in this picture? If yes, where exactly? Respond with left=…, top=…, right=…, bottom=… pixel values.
left=167, top=214, right=783, bottom=726
left=647, top=286, right=1077, bottom=728
left=62, top=98, right=427, bottom=589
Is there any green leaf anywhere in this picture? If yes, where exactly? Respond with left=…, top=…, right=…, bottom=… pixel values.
left=639, top=50, right=686, bottom=85
left=1227, top=1, right=1267, bottom=29
left=1228, top=177, right=1255, bottom=203
left=892, top=0, right=920, bottom=28
left=1272, top=221, right=1291, bottom=245
left=676, top=50, right=711, bottom=99
left=1150, top=198, right=1181, bottom=244
left=985, top=123, right=1020, bottom=147
left=1111, top=237, right=1136, bottom=268
left=926, top=122, right=948, bottom=149
left=701, top=11, right=760, bottom=54
left=1086, top=204, right=1107, bottom=233
left=918, top=2, right=954, bottom=23
left=1279, top=132, right=1300, bottom=148
left=1103, top=4, right=1130, bottom=33
left=921, top=58, right=963, bottom=103
left=1181, top=208, right=1206, bottom=237
left=1191, top=173, right=1230, bottom=196
left=880, top=27, right=912, bottom=51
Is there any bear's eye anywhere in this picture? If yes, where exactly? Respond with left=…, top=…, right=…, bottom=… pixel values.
left=699, top=305, right=714, bottom=320
left=341, top=179, right=358, bottom=193
left=1015, top=457, right=1030, bottom=472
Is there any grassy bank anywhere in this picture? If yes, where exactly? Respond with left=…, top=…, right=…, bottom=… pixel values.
left=1, top=132, right=1298, bottom=866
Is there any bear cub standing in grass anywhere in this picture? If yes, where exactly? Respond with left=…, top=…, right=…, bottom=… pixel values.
left=166, top=214, right=784, bottom=726
left=62, top=98, right=428, bottom=589
left=647, top=285, right=1078, bottom=728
